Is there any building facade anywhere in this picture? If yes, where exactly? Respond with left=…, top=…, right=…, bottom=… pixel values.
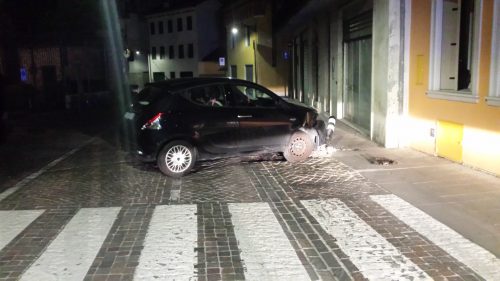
left=226, top=0, right=499, bottom=176
left=280, top=0, right=406, bottom=148
left=147, top=0, right=223, bottom=81
left=224, top=0, right=288, bottom=95
left=12, top=45, right=107, bottom=109
left=408, top=0, right=500, bottom=175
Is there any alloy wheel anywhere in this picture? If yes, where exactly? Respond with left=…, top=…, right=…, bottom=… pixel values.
left=165, top=145, right=192, bottom=173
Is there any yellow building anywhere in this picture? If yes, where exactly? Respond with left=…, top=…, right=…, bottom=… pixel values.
left=224, top=0, right=500, bottom=176
left=408, top=0, right=500, bottom=175
left=224, top=0, right=287, bottom=95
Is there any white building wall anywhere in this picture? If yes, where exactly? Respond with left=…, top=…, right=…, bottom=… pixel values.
left=147, top=0, right=221, bottom=79
left=148, top=9, right=198, bottom=78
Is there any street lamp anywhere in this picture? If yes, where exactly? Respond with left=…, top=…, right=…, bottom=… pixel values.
left=135, top=50, right=141, bottom=55
left=231, top=27, right=238, bottom=35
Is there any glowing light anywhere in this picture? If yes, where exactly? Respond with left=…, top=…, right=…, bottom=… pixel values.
left=136, top=50, right=140, bottom=55
left=231, top=27, right=238, bottom=35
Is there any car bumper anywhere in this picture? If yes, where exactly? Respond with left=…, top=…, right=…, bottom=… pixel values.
left=305, top=116, right=335, bottom=149
left=136, top=149, right=156, bottom=162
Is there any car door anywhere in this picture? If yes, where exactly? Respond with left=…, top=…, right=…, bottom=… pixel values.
left=181, top=84, right=239, bottom=155
left=224, top=82, right=293, bottom=151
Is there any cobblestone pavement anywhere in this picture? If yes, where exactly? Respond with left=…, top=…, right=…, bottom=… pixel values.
left=0, top=136, right=498, bottom=281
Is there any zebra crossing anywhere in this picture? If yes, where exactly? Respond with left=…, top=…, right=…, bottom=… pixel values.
left=134, top=205, right=197, bottom=281
left=20, top=208, right=120, bottom=281
left=1, top=196, right=499, bottom=281
left=302, top=199, right=431, bottom=280
left=372, top=195, right=500, bottom=281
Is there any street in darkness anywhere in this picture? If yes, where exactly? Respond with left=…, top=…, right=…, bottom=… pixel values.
left=1, top=0, right=500, bottom=280
left=0, top=111, right=499, bottom=280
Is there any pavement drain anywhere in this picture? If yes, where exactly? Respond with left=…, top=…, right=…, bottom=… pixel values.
left=364, top=155, right=397, bottom=165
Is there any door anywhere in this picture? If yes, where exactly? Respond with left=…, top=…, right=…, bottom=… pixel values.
left=230, top=65, right=237, bottom=78
left=245, top=65, right=253, bottom=82
left=183, top=85, right=239, bottom=155
left=344, top=38, right=372, bottom=132
left=42, top=65, right=58, bottom=106
left=343, top=11, right=373, bottom=133
left=225, top=82, right=292, bottom=150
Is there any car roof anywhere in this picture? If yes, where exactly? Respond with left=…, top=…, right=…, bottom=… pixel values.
left=146, top=77, right=255, bottom=92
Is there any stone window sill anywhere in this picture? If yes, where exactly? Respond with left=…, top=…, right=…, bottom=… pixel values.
left=486, top=96, right=500, bottom=107
left=426, top=90, right=479, bottom=104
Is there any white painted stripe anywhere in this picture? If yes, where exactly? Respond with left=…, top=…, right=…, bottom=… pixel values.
left=301, top=199, right=431, bottom=281
left=228, top=202, right=310, bottom=281
left=372, top=194, right=500, bottom=280
left=20, top=207, right=120, bottom=281
left=356, top=164, right=455, bottom=173
left=0, top=210, right=44, bottom=250
left=134, top=205, right=197, bottom=281
left=0, top=137, right=96, bottom=202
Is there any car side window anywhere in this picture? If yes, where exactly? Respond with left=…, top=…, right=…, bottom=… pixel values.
left=185, top=85, right=226, bottom=107
left=228, top=84, right=276, bottom=107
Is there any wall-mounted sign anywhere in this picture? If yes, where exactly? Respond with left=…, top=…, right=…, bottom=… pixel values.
left=283, top=51, right=289, bottom=60
left=20, top=68, right=28, bottom=81
left=219, top=57, right=225, bottom=67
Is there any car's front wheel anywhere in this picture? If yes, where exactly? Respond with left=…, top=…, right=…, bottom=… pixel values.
left=157, top=141, right=196, bottom=177
left=283, top=131, right=314, bottom=163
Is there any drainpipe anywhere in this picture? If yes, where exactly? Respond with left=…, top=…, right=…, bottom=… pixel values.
left=253, top=39, right=258, bottom=84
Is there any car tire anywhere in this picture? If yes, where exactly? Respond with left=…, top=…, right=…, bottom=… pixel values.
left=157, top=141, right=197, bottom=177
left=283, top=131, right=314, bottom=163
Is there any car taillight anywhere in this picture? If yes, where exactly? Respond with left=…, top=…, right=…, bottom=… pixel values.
left=141, top=113, right=163, bottom=130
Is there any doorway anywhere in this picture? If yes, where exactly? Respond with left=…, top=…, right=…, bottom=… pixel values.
left=343, top=11, right=373, bottom=133
left=245, top=65, right=253, bottom=82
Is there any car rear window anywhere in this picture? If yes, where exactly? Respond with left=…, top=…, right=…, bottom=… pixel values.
left=135, top=86, right=163, bottom=106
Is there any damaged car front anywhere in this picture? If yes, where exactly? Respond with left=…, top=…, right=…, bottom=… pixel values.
left=278, top=96, right=336, bottom=155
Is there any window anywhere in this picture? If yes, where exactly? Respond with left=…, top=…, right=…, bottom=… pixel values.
left=169, top=45, right=174, bottom=59
left=188, top=44, right=194, bottom=58
left=428, top=0, right=481, bottom=103
left=158, top=21, right=164, bottom=34
left=153, top=72, right=165, bottom=81
left=187, top=16, right=193, bottom=30
left=245, top=25, right=251, bottom=47
left=225, top=84, right=276, bottom=107
left=151, top=47, right=157, bottom=60
left=180, top=71, right=193, bottom=78
left=150, top=22, right=155, bottom=35
left=170, top=72, right=176, bottom=79
left=488, top=0, right=500, bottom=106
left=177, top=18, right=183, bottom=31
left=178, top=45, right=184, bottom=59
left=168, top=20, right=173, bottom=33
left=160, top=46, right=165, bottom=59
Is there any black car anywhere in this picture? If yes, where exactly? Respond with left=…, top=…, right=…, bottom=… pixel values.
left=124, top=77, right=332, bottom=177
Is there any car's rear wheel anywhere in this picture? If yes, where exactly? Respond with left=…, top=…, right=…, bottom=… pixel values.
left=157, top=141, right=196, bottom=177
left=283, top=131, right=314, bottom=163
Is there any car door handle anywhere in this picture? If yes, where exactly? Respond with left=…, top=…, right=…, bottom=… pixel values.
left=237, top=115, right=253, bottom=118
